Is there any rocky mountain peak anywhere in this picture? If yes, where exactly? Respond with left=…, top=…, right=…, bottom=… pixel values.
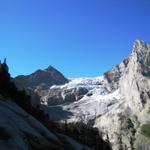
left=120, top=40, right=150, bottom=114
left=45, top=65, right=56, bottom=72
left=133, top=40, right=146, bottom=50
left=131, top=40, right=150, bottom=61
left=14, top=65, right=68, bottom=90
left=127, top=40, right=150, bottom=76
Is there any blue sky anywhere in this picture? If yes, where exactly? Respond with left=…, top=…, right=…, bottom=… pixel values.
left=0, top=0, right=150, bottom=77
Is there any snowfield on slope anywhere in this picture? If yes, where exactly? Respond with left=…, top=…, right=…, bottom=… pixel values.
left=52, top=76, right=106, bottom=91
left=45, top=76, right=122, bottom=124
left=62, top=89, right=121, bottom=123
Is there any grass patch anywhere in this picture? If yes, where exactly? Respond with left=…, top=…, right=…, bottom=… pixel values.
left=141, top=123, right=150, bottom=139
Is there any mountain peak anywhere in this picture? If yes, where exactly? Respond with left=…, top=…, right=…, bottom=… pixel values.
left=45, top=65, right=55, bottom=71
left=124, top=40, right=150, bottom=77
left=15, top=65, right=68, bottom=89
left=130, top=40, right=150, bottom=65
left=134, top=39, right=146, bottom=47
left=132, top=40, right=148, bottom=53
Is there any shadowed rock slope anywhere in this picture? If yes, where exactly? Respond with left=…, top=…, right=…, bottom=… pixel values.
left=15, top=65, right=68, bottom=90
left=0, top=61, right=111, bottom=150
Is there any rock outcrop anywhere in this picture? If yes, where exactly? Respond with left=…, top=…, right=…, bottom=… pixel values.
left=15, top=65, right=68, bottom=90
left=0, top=62, right=111, bottom=150
left=95, top=40, right=150, bottom=150
left=14, top=40, right=150, bottom=150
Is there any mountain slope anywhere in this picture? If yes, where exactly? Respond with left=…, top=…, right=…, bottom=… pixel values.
left=0, top=62, right=111, bottom=150
left=0, top=100, right=58, bottom=150
left=14, top=40, right=150, bottom=150
left=15, top=65, right=68, bottom=90
left=1, top=99, right=104, bottom=150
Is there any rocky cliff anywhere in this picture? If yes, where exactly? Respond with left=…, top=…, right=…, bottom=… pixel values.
left=15, top=40, right=150, bottom=150
left=0, top=62, right=111, bottom=150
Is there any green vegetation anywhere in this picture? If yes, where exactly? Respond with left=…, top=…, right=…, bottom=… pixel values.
left=141, top=123, right=150, bottom=138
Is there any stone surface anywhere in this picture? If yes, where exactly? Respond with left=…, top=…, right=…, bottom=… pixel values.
left=15, top=40, right=150, bottom=150
left=14, top=65, right=68, bottom=90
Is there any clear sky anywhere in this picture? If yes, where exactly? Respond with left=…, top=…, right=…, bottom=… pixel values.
left=0, top=0, right=150, bottom=77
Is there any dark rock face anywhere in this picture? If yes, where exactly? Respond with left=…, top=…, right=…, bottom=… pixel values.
left=104, top=58, right=129, bottom=91
left=47, top=88, right=63, bottom=105
left=74, top=87, right=88, bottom=97
left=46, top=87, right=89, bottom=105
left=14, top=65, right=90, bottom=106
left=14, top=66, right=68, bottom=90
left=63, top=87, right=88, bottom=101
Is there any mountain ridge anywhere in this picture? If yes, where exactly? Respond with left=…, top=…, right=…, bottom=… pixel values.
left=14, top=40, right=150, bottom=150
left=14, top=65, right=68, bottom=90
left=0, top=60, right=111, bottom=150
